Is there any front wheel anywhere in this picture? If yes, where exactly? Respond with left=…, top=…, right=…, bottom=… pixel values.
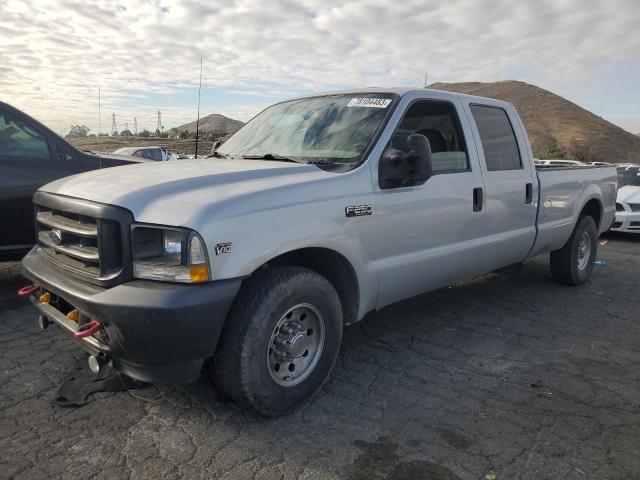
left=212, top=266, right=343, bottom=417
left=550, top=215, right=598, bottom=285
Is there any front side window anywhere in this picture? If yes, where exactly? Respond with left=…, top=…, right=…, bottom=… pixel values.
left=389, top=100, right=469, bottom=173
left=0, top=111, right=50, bottom=159
left=217, top=93, right=396, bottom=167
left=470, top=105, right=522, bottom=171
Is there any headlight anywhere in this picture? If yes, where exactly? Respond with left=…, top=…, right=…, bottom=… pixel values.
left=131, top=225, right=210, bottom=283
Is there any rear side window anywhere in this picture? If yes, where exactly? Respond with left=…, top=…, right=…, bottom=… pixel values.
left=0, top=111, right=50, bottom=159
left=470, top=105, right=521, bottom=171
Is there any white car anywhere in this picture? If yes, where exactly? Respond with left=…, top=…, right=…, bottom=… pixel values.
left=611, top=164, right=640, bottom=233
left=113, top=146, right=176, bottom=161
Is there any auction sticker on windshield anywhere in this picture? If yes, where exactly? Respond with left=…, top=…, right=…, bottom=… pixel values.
left=347, top=97, right=392, bottom=108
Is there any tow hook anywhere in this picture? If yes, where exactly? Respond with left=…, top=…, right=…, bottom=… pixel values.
left=17, top=284, right=39, bottom=297
left=74, top=320, right=103, bottom=339
left=88, top=353, right=110, bottom=374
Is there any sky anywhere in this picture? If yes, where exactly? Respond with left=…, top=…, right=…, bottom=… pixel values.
left=1, top=0, right=639, bottom=135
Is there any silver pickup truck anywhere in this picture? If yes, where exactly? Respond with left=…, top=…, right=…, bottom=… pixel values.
left=21, top=88, right=616, bottom=416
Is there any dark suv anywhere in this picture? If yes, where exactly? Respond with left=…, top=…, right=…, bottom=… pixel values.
left=0, top=101, right=146, bottom=260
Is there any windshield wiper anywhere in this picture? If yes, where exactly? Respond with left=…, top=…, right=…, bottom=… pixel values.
left=242, top=153, right=303, bottom=164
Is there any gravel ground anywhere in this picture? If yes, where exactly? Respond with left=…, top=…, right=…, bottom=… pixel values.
left=1, top=234, right=639, bottom=479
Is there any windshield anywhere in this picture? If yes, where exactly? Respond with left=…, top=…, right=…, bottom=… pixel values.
left=617, top=167, right=640, bottom=188
left=217, top=93, right=397, bottom=165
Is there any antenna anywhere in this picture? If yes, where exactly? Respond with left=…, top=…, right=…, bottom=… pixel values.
left=133, top=118, right=138, bottom=135
left=111, top=113, right=117, bottom=136
left=194, top=58, right=203, bottom=158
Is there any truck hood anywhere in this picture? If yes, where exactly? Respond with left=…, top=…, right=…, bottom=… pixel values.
left=40, top=158, right=334, bottom=226
left=617, top=185, right=640, bottom=204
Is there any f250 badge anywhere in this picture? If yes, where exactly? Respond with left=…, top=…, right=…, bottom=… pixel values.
left=215, top=242, right=232, bottom=255
left=345, top=205, right=372, bottom=217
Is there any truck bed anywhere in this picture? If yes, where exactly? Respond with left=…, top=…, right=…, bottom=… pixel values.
left=528, top=166, right=617, bottom=258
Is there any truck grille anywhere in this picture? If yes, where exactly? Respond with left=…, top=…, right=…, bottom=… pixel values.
left=37, top=210, right=101, bottom=276
left=34, top=192, right=134, bottom=286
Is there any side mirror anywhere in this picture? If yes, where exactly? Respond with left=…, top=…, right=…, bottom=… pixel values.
left=379, top=133, right=433, bottom=189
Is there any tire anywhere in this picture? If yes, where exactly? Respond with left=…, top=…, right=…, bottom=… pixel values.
left=212, top=266, right=343, bottom=417
left=550, top=215, right=598, bottom=286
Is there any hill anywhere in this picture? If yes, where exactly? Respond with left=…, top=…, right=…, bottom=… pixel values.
left=174, top=113, right=244, bottom=135
left=429, top=81, right=640, bottom=163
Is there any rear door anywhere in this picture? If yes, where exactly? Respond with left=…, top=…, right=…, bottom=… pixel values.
left=0, top=107, right=98, bottom=250
left=460, top=101, right=538, bottom=268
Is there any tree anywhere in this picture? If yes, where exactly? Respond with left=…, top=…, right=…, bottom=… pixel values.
left=120, top=129, right=133, bottom=137
left=179, top=130, right=191, bottom=139
left=531, top=132, right=565, bottom=159
left=567, top=138, right=597, bottom=162
left=66, top=125, right=90, bottom=139
left=138, top=129, right=151, bottom=138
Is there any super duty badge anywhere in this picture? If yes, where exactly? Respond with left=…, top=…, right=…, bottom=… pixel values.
left=345, top=205, right=372, bottom=217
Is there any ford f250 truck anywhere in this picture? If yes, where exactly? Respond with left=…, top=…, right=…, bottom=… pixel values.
left=20, top=88, right=616, bottom=416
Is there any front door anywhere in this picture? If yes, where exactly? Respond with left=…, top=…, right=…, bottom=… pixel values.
left=373, top=94, right=487, bottom=307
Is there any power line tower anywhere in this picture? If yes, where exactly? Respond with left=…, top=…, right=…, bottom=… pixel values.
left=111, top=113, right=117, bottom=136
left=124, top=122, right=130, bottom=134
left=424, top=72, right=429, bottom=88
left=156, top=110, right=163, bottom=134
left=133, top=118, right=138, bottom=135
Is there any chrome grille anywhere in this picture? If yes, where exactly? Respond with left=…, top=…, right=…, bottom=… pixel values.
left=33, top=192, right=133, bottom=286
left=37, top=210, right=101, bottom=276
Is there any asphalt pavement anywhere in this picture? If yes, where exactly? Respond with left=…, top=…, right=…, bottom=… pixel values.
left=1, top=234, right=639, bottom=479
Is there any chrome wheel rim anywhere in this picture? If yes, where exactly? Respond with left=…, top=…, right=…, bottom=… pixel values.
left=267, top=303, right=325, bottom=387
left=577, top=231, right=592, bottom=271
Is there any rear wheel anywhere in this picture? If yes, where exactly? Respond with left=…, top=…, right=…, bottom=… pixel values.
left=550, top=215, right=598, bottom=285
left=212, top=266, right=343, bottom=417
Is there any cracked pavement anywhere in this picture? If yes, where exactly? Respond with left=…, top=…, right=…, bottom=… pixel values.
left=1, top=234, right=639, bottom=479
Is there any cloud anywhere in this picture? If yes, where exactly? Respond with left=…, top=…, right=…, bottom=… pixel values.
left=1, top=0, right=638, bottom=132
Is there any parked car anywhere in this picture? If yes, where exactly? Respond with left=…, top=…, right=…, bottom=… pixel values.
left=21, top=88, right=616, bottom=416
left=0, top=101, right=147, bottom=260
left=113, top=145, right=176, bottom=161
left=536, top=159, right=588, bottom=167
left=611, top=164, right=640, bottom=233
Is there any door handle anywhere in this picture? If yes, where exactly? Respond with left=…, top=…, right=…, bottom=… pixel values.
left=525, top=183, right=533, bottom=204
left=473, top=187, right=483, bottom=212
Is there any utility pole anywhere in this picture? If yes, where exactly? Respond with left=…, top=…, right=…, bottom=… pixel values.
left=424, top=72, right=429, bottom=88
left=98, top=88, right=101, bottom=135
left=111, top=113, right=117, bottom=136
left=133, top=118, right=138, bottom=135
left=194, top=58, right=203, bottom=158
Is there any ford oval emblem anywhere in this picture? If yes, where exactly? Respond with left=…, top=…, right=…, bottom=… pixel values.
left=49, top=230, right=63, bottom=245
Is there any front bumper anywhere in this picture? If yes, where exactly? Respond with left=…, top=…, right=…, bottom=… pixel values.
left=22, top=247, right=242, bottom=383
left=611, top=209, right=640, bottom=233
